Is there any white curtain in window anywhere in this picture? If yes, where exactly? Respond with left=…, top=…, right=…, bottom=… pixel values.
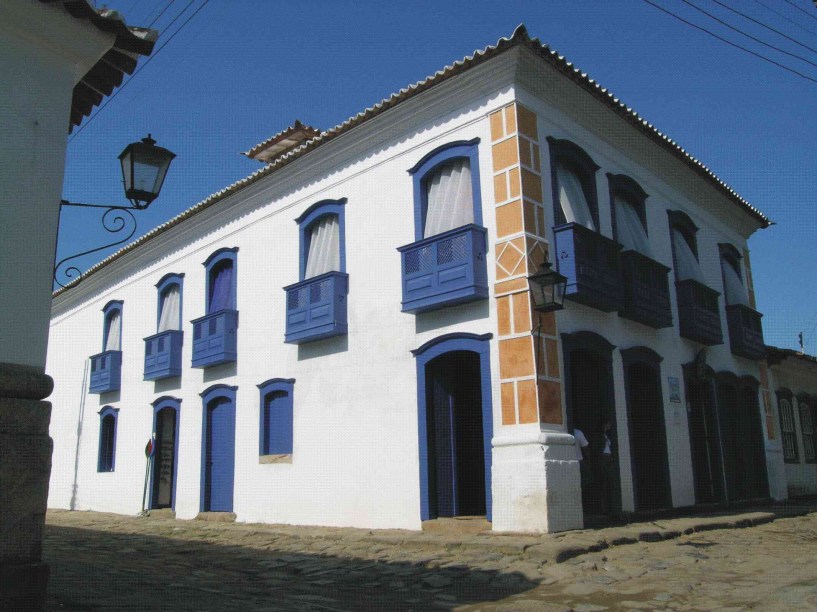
left=556, top=163, right=595, bottom=231
left=305, top=215, right=340, bottom=279
left=672, top=229, right=705, bottom=283
left=104, top=311, right=121, bottom=352
left=424, top=159, right=474, bottom=239
left=158, top=285, right=181, bottom=332
left=614, top=195, right=653, bottom=257
left=721, top=259, right=749, bottom=305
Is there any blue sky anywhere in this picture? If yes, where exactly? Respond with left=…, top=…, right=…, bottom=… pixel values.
left=60, top=0, right=817, bottom=352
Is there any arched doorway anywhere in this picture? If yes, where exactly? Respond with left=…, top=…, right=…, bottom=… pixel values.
left=683, top=362, right=725, bottom=504
left=200, top=385, right=237, bottom=512
left=562, top=331, right=619, bottom=518
left=150, top=397, right=180, bottom=510
left=413, top=333, right=493, bottom=521
left=621, top=347, right=671, bottom=511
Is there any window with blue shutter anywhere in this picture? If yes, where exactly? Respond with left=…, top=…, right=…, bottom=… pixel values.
left=397, top=139, right=488, bottom=313
left=97, top=406, right=118, bottom=472
left=284, top=200, right=348, bottom=344
left=144, top=273, right=184, bottom=380
left=258, top=379, right=295, bottom=458
left=192, top=248, right=238, bottom=367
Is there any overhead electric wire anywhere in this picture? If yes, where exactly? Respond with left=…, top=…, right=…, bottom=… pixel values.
left=69, top=0, right=209, bottom=141
left=750, top=0, right=817, bottom=36
left=678, top=0, right=817, bottom=69
left=781, top=0, right=817, bottom=24
left=640, top=0, right=817, bottom=85
left=710, top=0, right=817, bottom=56
left=148, top=0, right=176, bottom=28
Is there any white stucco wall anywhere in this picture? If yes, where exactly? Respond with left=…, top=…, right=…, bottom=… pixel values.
left=0, top=0, right=115, bottom=370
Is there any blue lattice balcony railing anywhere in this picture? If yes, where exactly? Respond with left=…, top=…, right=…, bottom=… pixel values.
left=143, top=330, right=183, bottom=380
left=726, top=304, right=765, bottom=360
left=553, top=223, right=622, bottom=312
left=397, top=224, right=488, bottom=313
left=676, top=279, right=723, bottom=346
left=89, top=350, right=122, bottom=394
left=284, top=271, right=348, bottom=344
left=619, top=250, right=673, bottom=328
left=191, top=309, right=238, bottom=368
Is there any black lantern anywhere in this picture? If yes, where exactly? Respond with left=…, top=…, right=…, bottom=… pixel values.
left=118, top=134, right=176, bottom=209
left=528, top=261, right=567, bottom=312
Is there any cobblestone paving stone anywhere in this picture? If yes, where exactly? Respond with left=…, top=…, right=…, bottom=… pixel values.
left=44, top=505, right=817, bottom=611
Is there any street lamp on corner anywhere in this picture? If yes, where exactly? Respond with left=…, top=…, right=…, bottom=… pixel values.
left=55, top=135, right=176, bottom=288
left=528, top=260, right=567, bottom=380
left=528, top=261, right=567, bottom=313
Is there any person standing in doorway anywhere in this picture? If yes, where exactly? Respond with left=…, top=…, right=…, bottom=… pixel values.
left=574, top=427, right=590, bottom=505
left=599, top=419, right=615, bottom=515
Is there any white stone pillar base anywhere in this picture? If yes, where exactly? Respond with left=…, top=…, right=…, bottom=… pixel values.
left=491, top=431, right=583, bottom=533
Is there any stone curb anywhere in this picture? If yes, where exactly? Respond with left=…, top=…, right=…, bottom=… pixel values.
left=364, top=511, right=778, bottom=564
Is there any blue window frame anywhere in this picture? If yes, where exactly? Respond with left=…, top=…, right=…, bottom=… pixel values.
left=200, top=384, right=237, bottom=512
left=204, top=248, right=238, bottom=314
left=150, top=396, right=181, bottom=510
left=156, top=273, right=184, bottom=330
left=608, top=173, right=672, bottom=328
left=668, top=211, right=722, bottom=346
left=547, top=137, right=600, bottom=230
left=398, top=139, right=488, bottom=313
left=144, top=273, right=184, bottom=380
left=192, top=248, right=238, bottom=367
left=102, top=300, right=124, bottom=351
left=409, top=138, right=482, bottom=241
left=411, top=333, right=494, bottom=522
left=258, top=378, right=295, bottom=456
left=90, top=300, right=124, bottom=394
left=296, top=199, right=346, bottom=280
left=284, top=200, right=349, bottom=344
left=97, top=406, right=118, bottom=472
left=548, top=138, right=622, bottom=312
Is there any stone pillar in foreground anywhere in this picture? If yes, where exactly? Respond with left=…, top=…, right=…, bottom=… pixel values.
left=0, top=363, right=53, bottom=609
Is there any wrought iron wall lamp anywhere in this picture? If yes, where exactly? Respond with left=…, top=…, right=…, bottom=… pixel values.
left=54, top=135, right=176, bottom=288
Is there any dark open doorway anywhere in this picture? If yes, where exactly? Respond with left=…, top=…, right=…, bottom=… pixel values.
left=622, top=348, right=671, bottom=511
left=425, top=350, right=486, bottom=518
left=151, top=406, right=177, bottom=510
left=562, top=331, right=620, bottom=519
left=684, top=365, right=725, bottom=504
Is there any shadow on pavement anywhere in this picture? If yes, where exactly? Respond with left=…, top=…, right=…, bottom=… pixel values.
left=44, top=523, right=538, bottom=611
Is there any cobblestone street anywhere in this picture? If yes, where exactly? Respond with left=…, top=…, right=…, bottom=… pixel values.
left=45, top=506, right=817, bottom=611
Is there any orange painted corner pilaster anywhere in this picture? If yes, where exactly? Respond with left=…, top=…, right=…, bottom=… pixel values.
left=490, top=102, right=563, bottom=427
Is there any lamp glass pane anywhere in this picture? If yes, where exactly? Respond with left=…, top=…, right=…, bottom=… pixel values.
left=119, top=148, right=133, bottom=193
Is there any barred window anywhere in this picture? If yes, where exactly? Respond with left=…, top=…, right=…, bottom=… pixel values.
left=778, top=397, right=798, bottom=463
left=800, top=398, right=816, bottom=463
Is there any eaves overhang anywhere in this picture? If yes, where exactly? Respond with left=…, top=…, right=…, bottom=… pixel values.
left=39, top=0, right=158, bottom=131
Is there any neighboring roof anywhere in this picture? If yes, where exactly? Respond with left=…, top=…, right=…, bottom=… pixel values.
left=767, top=346, right=817, bottom=367
left=39, top=0, right=158, bottom=131
left=243, top=121, right=322, bottom=163
left=54, top=24, right=771, bottom=296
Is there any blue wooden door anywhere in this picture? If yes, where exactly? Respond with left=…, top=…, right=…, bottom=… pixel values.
left=205, top=397, right=235, bottom=512
left=432, top=378, right=458, bottom=517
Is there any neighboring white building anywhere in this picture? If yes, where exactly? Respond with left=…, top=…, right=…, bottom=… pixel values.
left=766, top=347, right=817, bottom=500
left=1, top=1, right=156, bottom=607
left=47, top=26, right=782, bottom=534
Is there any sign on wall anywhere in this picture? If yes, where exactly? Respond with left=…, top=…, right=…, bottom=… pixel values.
left=668, top=376, right=681, bottom=403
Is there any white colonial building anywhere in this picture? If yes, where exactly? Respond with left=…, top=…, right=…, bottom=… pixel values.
left=46, top=26, right=791, bottom=534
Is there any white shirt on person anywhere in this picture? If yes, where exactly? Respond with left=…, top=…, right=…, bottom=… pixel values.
left=573, top=428, right=589, bottom=461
